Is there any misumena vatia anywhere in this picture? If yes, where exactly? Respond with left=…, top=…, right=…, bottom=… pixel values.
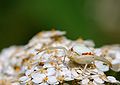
left=36, top=44, right=112, bottom=73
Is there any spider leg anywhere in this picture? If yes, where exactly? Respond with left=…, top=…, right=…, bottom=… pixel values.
left=82, top=64, right=88, bottom=74
left=94, top=55, right=112, bottom=67
left=36, top=46, right=69, bottom=69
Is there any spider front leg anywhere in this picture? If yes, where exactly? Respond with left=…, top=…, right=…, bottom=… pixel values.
left=35, top=46, right=69, bottom=69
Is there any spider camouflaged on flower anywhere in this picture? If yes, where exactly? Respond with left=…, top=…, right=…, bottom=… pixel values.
left=0, top=30, right=120, bottom=85
left=36, top=44, right=112, bottom=73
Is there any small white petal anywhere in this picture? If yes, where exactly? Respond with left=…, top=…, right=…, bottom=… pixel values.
left=25, top=69, right=33, bottom=76
left=111, top=64, right=120, bottom=72
left=39, top=31, right=65, bottom=38
left=27, top=49, right=37, bottom=55
left=94, top=77, right=104, bottom=84
left=47, top=68, right=56, bottom=76
left=19, top=76, right=31, bottom=83
left=42, top=54, right=51, bottom=62
left=63, top=72, right=74, bottom=81
left=55, top=49, right=66, bottom=57
left=11, top=82, right=20, bottom=85
left=107, top=76, right=119, bottom=83
left=43, top=63, right=53, bottom=68
left=33, top=52, right=43, bottom=60
left=47, top=76, right=58, bottom=84
left=62, top=68, right=73, bottom=78
left=71, top=69, right=79, bottom=78
left=64, top=77, right=74, bottom=81
left=5, top=66, right=15, bottom=75
left=84, top=40, right=95, bottom=47
left=116, top=52, right=120, bottom=59
left=34, top=43, right=43, bottom=49
left=32, top=78, right=42, bottom=84
left=32, top=73, right=46, bottom=79
left=95, top=61, right=109, bottom=72
left=93, top=81, right=98, bottom=85
left=112, top=59, right=120, bottom=64
left=19, top=76, right=29, bottom=82
left=60, top=68, right=73, bottom=81
left=81, top=78, right=89, bottom=85
left=94, top=49, right=102, bottom=56
left=32, top=73, right=46, bottom=83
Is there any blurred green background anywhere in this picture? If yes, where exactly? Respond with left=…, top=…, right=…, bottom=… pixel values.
left=0, top=0, right=120, bottom=50
left=0, top=0, right=120, bottom=80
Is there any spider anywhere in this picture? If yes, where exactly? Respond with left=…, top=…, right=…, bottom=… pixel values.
left=36, top=44, right=112, bottom=73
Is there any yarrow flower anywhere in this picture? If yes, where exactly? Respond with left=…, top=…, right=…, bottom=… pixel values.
left=0, top=30, right=120, bottom=85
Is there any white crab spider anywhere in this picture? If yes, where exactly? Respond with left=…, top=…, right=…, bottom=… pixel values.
left=36, top=44, right=112, bottom=72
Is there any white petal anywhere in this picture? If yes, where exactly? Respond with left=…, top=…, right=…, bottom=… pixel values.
left=107, top=76, right=119, bottom=83
left=116, top=52, right=120, bottom=59
left=32, top=73, right=46, bottom=79
left=39, top=31, right=65, bottom=38
left=32, top=73, right=46, bottom=83
left=111, top=64, right=120, bottom=72
left=42, top=54, right=51, bottom=62
left=27, top=48, right=37, bottom=55
left=71, top=69, right=79, bottom=78
left=55, top=49, right=66, bottom=57
left=94, top=76, right=104, bottom=84
left=47, top=76, right=58, bottom=84
left=64, top=77, right=74, bottom=81
left=63, top=71, right=74, bottom=81
left=19, top=76, right=29, bottom=82
left=60, top=68, right=73, bottom=81
left=95, top=61, right=109, bottom=72
left=32, top=78, right=42, bottom=84
left=33, top=52, right=43, bottom=60
left=81, top=78, right=89, bottom=85
left=34, top=43, right=43, bottom=49
left=11, top=82, right=20, bottom=85
left=112, top=58, right=120, bottom=64
left=19, top=76, right=31, bottom=83
left=47, top=68, right=56, bottom=76
left=5, top=66, right=15, bottom=75
left=93, top=81, right=98, bottom=85
left=39, top=83, right=48, bottom=85
left=43, top=63, right=53, bottom=68
left=84, top=40, right=95, bottom=47
left=94, top=49, right=102, bottom=56
left=25, top=69, right=33, bottom=76
left=62, top=68, right=73, bottom=78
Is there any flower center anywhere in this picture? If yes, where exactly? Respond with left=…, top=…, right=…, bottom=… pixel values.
left=43, top=77, right=48, bottom=82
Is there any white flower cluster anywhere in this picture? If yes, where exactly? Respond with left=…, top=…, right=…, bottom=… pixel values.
left=0, top=30, right=120, bottom=85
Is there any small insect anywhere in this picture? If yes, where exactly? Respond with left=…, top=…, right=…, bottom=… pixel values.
left=36, top=44, right=112, bottom=72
